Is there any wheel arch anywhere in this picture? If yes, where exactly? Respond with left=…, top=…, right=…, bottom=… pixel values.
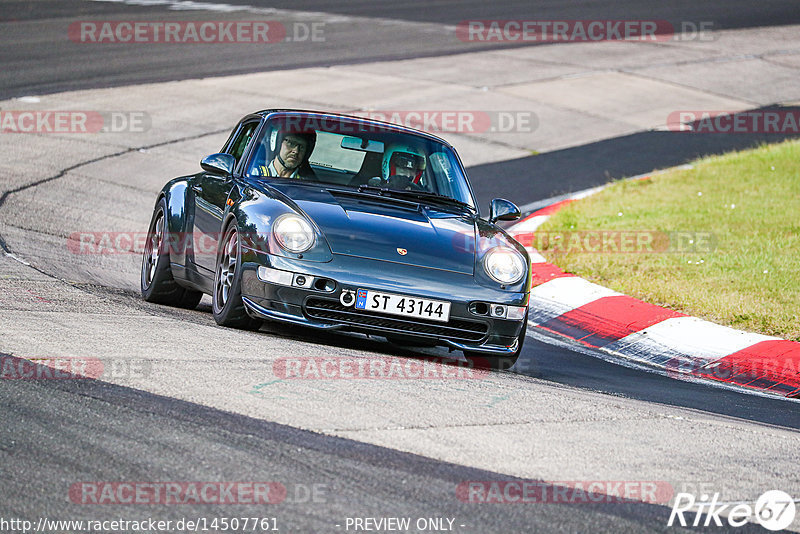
left=157, top=176, right=193, bottom=266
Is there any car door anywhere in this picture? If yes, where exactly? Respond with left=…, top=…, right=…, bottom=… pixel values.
left=191, top=120, right=260, bottom=274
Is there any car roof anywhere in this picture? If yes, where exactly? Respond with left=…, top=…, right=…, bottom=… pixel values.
left=250, top=109, right=456, bottom=148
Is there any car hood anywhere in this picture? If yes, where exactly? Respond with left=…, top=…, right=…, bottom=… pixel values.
left=266, top=183, right=476, bottom=274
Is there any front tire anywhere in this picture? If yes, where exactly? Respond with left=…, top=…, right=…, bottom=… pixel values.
left=141, top=198, right=203, bottom=309
left=212, top=221, right=262, bottom=330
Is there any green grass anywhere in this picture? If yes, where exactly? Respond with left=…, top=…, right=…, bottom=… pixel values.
left=537, top=139, right=800, bottom=341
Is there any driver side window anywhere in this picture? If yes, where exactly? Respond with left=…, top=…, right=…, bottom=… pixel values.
left=227, top=122, right=259, bottom=166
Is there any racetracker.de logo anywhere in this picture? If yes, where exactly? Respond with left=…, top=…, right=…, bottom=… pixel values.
left=0, top=111, right=150, bottom=134
left=456, top=20, right=676, bottom=42
left=667, top=110, right=800, bottom=134
left=66, top=231, right=272, bottom=255
left=349, top=110, right=537, bottom=134
left=666, top=355, right=800, bottom=385
left=69, top=482, right=286, bottom=505
left=511, top=231, right=717, bottom=254
left=457, top=481, right=674, bottom=504
left=68, top=21, right=287, bottom=43
left=0, top=357, right=104, bottom=380
left=273, top=356, right=490, bottom=380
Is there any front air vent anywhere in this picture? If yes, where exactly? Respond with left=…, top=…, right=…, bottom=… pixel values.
left=305, top=298, right=488, bottom=342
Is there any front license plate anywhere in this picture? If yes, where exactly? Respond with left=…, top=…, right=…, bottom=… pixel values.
left=355, top=289, right=451, bottom=323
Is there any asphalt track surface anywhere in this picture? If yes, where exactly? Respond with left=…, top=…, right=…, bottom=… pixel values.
left=2, top=357, right=733, bottom=534
left=3, top=0, right=800, bottom=100
left=1, top=2, right=800, bottom=533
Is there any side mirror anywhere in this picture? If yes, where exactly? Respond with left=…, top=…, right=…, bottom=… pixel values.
left=489, top=198, right=521, bottom=223
left=200, top=153, right=235, bottom=177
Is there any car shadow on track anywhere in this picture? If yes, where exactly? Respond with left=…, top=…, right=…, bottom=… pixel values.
left=130, top=288, right=475, bottom=362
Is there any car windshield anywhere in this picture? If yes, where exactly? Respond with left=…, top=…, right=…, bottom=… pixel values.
left=245, top=115, right=476, bottom=209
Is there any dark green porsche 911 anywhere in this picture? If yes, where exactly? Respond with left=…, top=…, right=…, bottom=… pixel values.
left=141, top=110, right=530, bottom=368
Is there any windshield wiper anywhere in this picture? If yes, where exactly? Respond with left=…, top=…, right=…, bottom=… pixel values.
left=357, top=185, right=392, bottom=195
left=357, top=185, right=475, bottom=212
left=383, top=189, right=475, bottom=211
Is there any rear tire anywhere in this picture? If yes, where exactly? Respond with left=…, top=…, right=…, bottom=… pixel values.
left=141, top=198, right=203, bottom=309
left=212, top=221, right=262, bottom=330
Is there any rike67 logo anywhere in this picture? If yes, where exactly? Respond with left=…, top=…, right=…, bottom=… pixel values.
left=669, top=490, right=796, bottom=531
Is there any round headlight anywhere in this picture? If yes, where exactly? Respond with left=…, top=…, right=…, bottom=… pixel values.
left=273, top=214, right=315, bottom=253
left=483, top=247, right=526, bottom=285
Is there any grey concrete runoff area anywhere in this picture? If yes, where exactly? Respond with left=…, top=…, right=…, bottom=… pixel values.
left=1, top=3, right=800, bottom=532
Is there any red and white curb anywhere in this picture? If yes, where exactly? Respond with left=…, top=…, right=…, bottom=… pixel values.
left=509, top=182, right=800, bottom=399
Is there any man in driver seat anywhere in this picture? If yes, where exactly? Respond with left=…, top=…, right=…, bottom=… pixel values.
left=258, top=131, right=317, bottom=179
left=381, top=144, right=427, bottom=190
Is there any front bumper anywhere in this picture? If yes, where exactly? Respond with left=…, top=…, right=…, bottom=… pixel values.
left=239, top=250, right=527, bottom=356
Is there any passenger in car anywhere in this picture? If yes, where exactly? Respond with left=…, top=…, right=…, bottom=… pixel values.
left=382, top=143, right=427, bottom=190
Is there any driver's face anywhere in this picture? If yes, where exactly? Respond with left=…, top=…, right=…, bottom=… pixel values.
left=280, top=135, right=308, bottom=167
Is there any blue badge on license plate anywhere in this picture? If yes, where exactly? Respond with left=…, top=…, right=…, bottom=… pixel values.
left=355, top=289, right=368, bottom=309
